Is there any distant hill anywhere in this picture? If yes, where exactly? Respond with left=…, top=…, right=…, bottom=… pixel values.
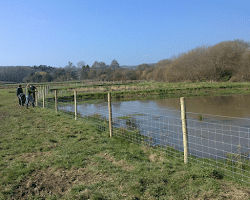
left=120, top=63, right=156, bottom=70
left=120, top=65, right=137, bottom=69
left=0, top=66, right=30, bottom=69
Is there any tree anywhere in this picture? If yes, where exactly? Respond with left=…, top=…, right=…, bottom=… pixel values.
left=110, top=59, right=120, bottom=70
left=0, top=66, right=35, bottom=83
left=237, top=50, right=250, bottom=81
left=91, top=61, right=107, bottom=70
left=53, top=68, right=66, bottom=82
left=135, top=63, right=150, bottom=71
left=64, top=62, right=77, bottom=81
left=110, top=68, right=123, bottom=81
left=77, top=61, right=86, bottom=68
left=88, top=69, right=96, bottom=79
left=81, top=65, right=90, bottom=79
left=205, top=40, right=248, bottom=81
left=24, top=71, right=53, bottom=83
left=123, top=69, right=137, bottom=80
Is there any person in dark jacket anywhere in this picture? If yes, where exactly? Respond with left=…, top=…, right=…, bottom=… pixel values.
left=30, top=85, right=37, bottom=103
left=16, top=85, right=24, bottom=106
left=16, top=85, right=23, bottom=96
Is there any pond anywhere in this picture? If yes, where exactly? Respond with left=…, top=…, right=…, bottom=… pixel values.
left=58, top=94, right=250, bottom=160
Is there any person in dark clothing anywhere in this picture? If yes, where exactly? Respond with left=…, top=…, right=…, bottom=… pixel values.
left=16, top=85, right=24, bottom=106
left=18, top=93, right=26, bottom=106
left=16, top=85, right=23, bottom=96
left=30, top=85, right=37, bottom=103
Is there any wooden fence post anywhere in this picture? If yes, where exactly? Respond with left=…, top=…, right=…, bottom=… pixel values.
left=180, top=97, right=188, bottom=163
left=35, top=91, right=38, bottom=106
left=74, top=90, right=77, bottom=120
left=37, top=87, right=39, bottom=101
left=39, top=87, right=41, bottom=100
left=108, top=93, right=113, bottom=137
left=43, top=89, right=45, bottom=108
left=55, top=90, right=57, bottom=113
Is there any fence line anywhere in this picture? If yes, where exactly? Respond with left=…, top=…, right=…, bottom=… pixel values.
left=35, top=86, right=250, bottom=184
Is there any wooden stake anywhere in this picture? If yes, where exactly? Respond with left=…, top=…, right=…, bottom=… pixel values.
left=55, top=90, right=57, bottom=113
left=35, top=91, right=38, bottom=106
left=74, top=90, right=77, bottom=120
left=180, top=97, right=188, bottom=164
left=43, top=90, right=45, bottom=108
left=108, top=93, right=113, bottom=137
left=37, top=88, right=39, bottom=100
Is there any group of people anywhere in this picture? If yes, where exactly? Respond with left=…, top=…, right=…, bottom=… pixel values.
left=16, top=84, right=37, bottom=109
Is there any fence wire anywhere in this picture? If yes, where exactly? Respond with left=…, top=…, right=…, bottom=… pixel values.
left=36, top=88, right=250, bottom=184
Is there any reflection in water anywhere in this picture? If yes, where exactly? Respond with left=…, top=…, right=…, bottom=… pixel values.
left=156, top=94, right=250, bottom=119
left=58, top=94, right=250, bottom=160
left=112, top=102, right=122, bottom=109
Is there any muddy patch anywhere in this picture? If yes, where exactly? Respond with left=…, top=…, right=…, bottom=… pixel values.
left=12, top=166, right=110, bottom=199
left=218, top=181, right=250, bottom=200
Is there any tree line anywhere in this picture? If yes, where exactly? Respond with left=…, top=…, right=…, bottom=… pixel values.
left=1, top=39, right=250, bottom=83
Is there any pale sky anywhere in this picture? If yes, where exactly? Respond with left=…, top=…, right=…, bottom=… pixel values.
left=0, top=0, right=249, bottom=67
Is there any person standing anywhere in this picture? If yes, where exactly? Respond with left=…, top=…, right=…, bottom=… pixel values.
left=25, top=84, right=35, bottom=109
left=30, top=84, right=37, bottom=103
left=16, top=85, right=24, bottom=106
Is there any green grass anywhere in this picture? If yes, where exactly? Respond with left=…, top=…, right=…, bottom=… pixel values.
left=117, top=115, right=133, bottom=120
left=44, top=81, right=250, bottom=104
left=1, top=84, right=250, bottom=199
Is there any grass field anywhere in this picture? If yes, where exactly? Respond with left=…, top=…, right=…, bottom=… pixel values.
left=44, top=81, right=250, bottom=105
left=1, top=83, right=250, bottom=199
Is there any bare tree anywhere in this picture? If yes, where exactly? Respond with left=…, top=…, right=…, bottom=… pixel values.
left=77, top=61, right=86, bottom=68
left=110, top=59, right=120, bottom=70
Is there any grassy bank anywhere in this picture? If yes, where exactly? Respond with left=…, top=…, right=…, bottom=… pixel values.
left=51, top=81, right=250, bottom=103
left=1, top=86, right=250, bottom=199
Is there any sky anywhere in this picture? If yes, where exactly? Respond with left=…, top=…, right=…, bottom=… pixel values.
left=0, top=0, right=250, bottom=68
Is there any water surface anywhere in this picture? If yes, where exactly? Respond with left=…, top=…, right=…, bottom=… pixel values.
left=59, top=94, right=250, bottom=160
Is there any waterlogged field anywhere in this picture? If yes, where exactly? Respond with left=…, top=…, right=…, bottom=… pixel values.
left=1, top=82, right=250, bottom=199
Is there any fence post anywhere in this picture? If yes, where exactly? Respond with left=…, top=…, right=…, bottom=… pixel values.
left=39, top=87, right=41, bottom=100
left=180, top=97, right=188, bottom=163
left=35, top=90, right=38, bottom=106
left=74, top=90, right=77, bottom=120
left=43, top=89, right=45, bottom=108
left=37, top=87, right=39, bottom=101
left=108, top=93, right=113, bottom=137
left=55, top=90, right=57, bottom=113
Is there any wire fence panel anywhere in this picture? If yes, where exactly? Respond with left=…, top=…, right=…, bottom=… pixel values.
left=36, top=87, right=250, bottom=184
left=184, top=112, right=250, bottom=183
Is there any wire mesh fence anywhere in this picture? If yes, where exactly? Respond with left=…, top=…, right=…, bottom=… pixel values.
left=35, top=86, right=250, bottom=184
